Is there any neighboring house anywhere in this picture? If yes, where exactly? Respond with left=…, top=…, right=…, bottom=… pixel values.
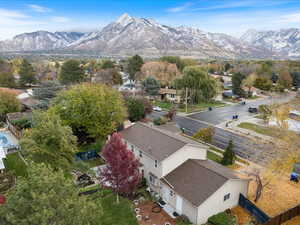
left=0, top=147, right=7, bottom=173
left=269, top=110, right=300, bottom=133
left=6, top=112, right=32, bottom=139
left=121, top=122, right=249, bottom=224
left=159, top=88, right=181, bottom=103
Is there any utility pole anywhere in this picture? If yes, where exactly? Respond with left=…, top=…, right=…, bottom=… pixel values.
left=185, top=87, right=188, bottom=113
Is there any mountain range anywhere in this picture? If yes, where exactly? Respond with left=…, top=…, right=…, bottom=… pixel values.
left=1, top=13, right=300, bottom=59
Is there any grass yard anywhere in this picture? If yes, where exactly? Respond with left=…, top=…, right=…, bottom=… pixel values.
left=91, top=191, right=138, bottom=225
left=177, top=101, right=226, bottom=113
left=238, top=122, right=280, bottom=138
left=4, top=152, right=27, bottom=177
left=207, top=151, right=222, bottom=163
left=153, top=101, right=174, bottom=110
left=153, top=100, right=226, bottom=113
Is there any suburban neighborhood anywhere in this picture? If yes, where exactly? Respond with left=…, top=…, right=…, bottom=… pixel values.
left=1, top=1, right=300, bottom=225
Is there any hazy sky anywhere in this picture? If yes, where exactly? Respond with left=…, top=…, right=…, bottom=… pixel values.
left=1, top=0, right=300, bottom=40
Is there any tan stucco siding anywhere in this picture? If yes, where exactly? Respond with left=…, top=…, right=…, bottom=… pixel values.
left=161, top=144, right=207, bottom=177
left=160, top=182, right=198, bottom=224
left=196, top=179, right=249, bottom=224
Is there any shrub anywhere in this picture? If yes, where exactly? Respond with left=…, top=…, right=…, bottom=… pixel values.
left=153, top=117, right=167, bottom=126
left=208, top=211, right=236, bottom=225
left=176, top=214, right=192, bottom=225
left=193, top=126, right=215, bottom=143
left=12, top=117, right=32, bottom=129
left=254, top=77, right=273, bottom=91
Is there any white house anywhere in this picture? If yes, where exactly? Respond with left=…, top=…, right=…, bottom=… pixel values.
left=0, top=147, right=7, bottom=173
left=121, top=122, right=249, bottom=224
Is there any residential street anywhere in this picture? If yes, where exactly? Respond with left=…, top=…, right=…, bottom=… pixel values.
left=150, top=92, right=296, bottom=165
left=188, top=93, right=295, bottom=125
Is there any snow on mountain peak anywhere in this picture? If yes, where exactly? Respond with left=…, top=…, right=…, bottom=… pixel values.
left=116, top=13, right=133, bottom=26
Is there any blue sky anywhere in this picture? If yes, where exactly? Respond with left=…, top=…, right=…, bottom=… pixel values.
left=1, top=0, right=300, bottom=40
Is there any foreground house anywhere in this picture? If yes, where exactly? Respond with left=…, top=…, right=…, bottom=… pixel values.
left=121, top=122, right=249, bottom=224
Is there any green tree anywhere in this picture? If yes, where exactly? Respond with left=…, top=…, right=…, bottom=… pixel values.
left=19, top=59, right=36, bottom=86
left=278, top=68, right=292, bottom=89
left=232, top=72, right=246, bottom=97
left=254, top=77, right=273, bottom=91
left=101, top=59, right=115, bottom=69
left=0, top=163, right=102, bottom=225
left=193, top=126, right=215, bottom=143
left=0, top=90, right=21, bottom=121
left=59, top=59, right=85, bottom=85
left=174, top=66, right=217, bottom=103
left=127, top=55, right=144, bottom=81
left=20, top=111, right=77, bottom=171
left=160, top=56, right=185, bottom=71
left=0, top=72, right=16, bottom=88
left=142, top=76, right=160, bottom=96
left=126, top=97, right=145, bottom=122
left=242, top=73, right=257, bottom=95
left=50, top=83, right=126, bottom=140
left=221, top=140, right=236, bottom=166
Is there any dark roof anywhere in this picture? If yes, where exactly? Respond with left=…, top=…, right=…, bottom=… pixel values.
left=163, top=159, right=242, bottom=206
left=7, top=112, right=32, bottom=121
left=121, top=122, right=204, bottom=161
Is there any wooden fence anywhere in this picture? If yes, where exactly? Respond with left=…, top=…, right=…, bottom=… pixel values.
left=238, top=194, right=270, bottom=224
left=263, top=205, right=300, bottom=225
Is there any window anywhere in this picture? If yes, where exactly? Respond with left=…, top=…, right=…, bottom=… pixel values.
left=131, top=145, right=134, bottom=152
left=155, top=160, right=158, bottom=168
left=149, top=174, right=156, bottom=185
left=139, top=150, right=143, bottom=158
left=170, top=94, right=175, bottom=98
left=224, top=193, right=230, bottom=201
left=170, top=190, right=174, bottom=196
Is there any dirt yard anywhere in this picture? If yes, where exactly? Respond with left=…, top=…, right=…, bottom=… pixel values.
left=282, top=215, right=300, bottom=225
left=247, top=177, right=300, bottom=217
left=136, top=201, right=177, bottom=225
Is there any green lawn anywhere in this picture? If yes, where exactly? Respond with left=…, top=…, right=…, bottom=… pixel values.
left=177, top=101, right=226, bottom=113
left=207, top=151, right=222, bottom=163
left=90, top=191, right=138, bottom=225
left=154, top=100, right=226, bottom=113
left=238, top=122, right=279, bottom=138
left=153, top=100, right=174, bottom=110
left=4, top=152, right=27, bottom=177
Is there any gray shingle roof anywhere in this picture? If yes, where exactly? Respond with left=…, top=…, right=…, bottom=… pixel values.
left=163, top=159, right=242, bottom=206
left=121, top=122, right=205, bottom=161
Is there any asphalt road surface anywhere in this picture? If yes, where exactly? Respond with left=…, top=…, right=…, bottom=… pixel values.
left=150, top=111, right=273, bottom=165
left=149, top=93, right=295, bottom=165
left=188, top=93, right=295, bottom=125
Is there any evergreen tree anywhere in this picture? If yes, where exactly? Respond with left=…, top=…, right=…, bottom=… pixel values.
left=99, top=132, right=141, bottom=203
left=59, top=59, right=85, bottom=85
left=142, top=76, right=160, bottom=96
left=221, top=140, right=236, bottom=166
left=127, top=55, right=144, bottom=81
left=19, top=59, right=36, bottom=86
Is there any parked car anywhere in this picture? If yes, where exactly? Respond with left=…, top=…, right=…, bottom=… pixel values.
left=153, top=106, right=162, bottom=112
left=248, top=107, right=258, bottom=113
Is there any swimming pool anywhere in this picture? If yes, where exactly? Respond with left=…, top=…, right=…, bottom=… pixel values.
left=0, top=130, right=18, bottom=149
